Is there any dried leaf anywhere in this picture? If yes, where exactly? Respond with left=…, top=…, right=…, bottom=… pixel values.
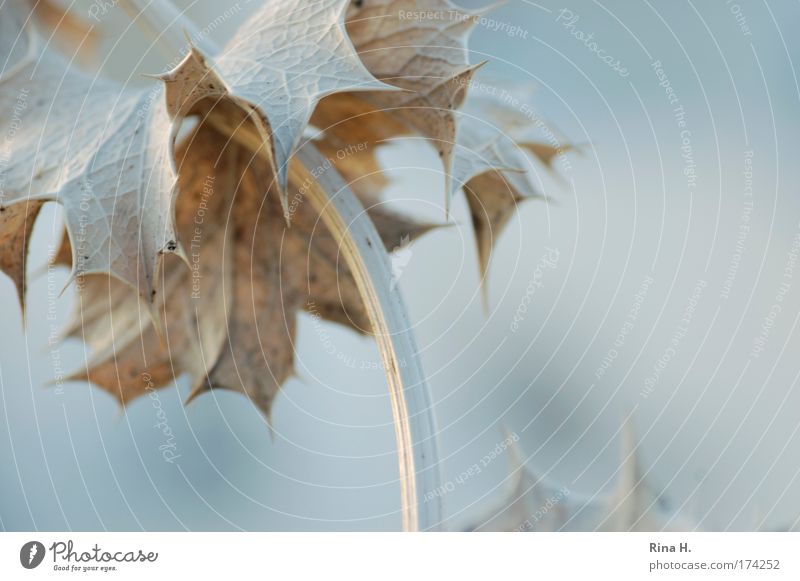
left=64, top=122, right=433, bottom=417
left=597, top=422, right=695, bottom=531
left=0, top=201, right=44, bottom=311
left=0, top=11, right=182, bottom=309
left=447, top=76, right=580, bottom=290
left=466, top=424, right=695, bottom=531
left=453, top=110, right=543, bottom=289
left=5, top=101, right=178, bottom=310
left=464, top=171, right=528, bottom=289
left=296, top=192, right=436, bottom=334
left=1, top=0, right=389, bottom=310
left=468, top=433, right=570, bottom=532
left=212, top=0, right=391, bottom=193
left=0, top=0, right=440, bottom=417
left=522, top=142, right=571, bottom=170
left=1, top=0, right=540, bottom=421
left=461, top=83, right=577, bottom=172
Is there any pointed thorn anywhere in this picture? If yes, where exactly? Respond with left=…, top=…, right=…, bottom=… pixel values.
left=184, top=382, right=210, bottom=406
left=171, top=241, right=191, bottom=270
left=470, top=60, right=490, bottom=75
left=142, top=71, right=171, bottom=82
left=266, top=413, right=276, bottom=443
left=480, top=278, right=490, bottom=315
left=182, top=28, right=196, bottom=50
left=502, top=424, right=522, bottom=461
left=59, top=269, right=79, bottom=298
left=277, top=164, right=290, bottom=205
left=144, top=294, right=165, bottom=341
left=444, top=185, right=457, bottom=222
left=279, top=189, right=292, bottom=227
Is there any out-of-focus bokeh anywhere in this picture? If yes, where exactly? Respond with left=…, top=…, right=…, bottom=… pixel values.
left=1, top=0, right=799, bottom=531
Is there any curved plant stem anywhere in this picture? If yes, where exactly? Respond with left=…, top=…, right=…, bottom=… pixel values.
left=119, top=0, right=443, bottom=531
left=292, top=148, right=442, bottom=531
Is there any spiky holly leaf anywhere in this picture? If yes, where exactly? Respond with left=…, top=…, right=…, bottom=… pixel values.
left=0, top=0, right=432, bottom=416
left=57, top=122, right=433, bottom=418
left=210, top=0, right=392, bottom=193
left=467, top=432, right=571, bottom=532
left=0, top=0, right=390, bottom=308
left=234, top=1, right=565, bottom=296
left=462, top=83, right=578, bottom=172
left=0, top=9, right=182, bottom=311
left=466, top=424, right=695, bottom=531
left=451, top=102, right=548, bottom=292
left=594, top=423, right=696, bottom=531
left=447, top=75, right=581, bottom=294
left=4, top=0, right=556, bottom=421
left=312, top=0, right=485, bottom=178
left=313, top=2, right=570, bottom=289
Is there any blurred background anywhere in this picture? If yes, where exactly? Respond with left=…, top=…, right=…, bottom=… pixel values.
left=1, top=0, right=799, bottom=531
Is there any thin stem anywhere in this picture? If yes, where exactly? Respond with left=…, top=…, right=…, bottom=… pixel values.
left=118, top=0, right=443, bottom=531
left=291, top=149, right=442, bottom=531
